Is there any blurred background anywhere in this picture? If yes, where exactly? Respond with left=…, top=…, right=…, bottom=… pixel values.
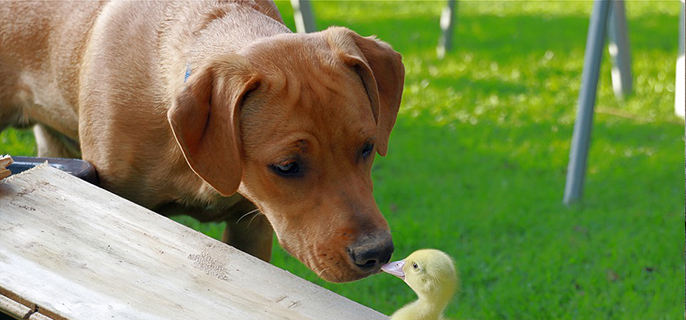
left=1, top=1, right=683, bottom=318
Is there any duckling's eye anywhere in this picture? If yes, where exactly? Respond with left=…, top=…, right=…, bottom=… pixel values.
left=412, top=262, right=419, bottom=270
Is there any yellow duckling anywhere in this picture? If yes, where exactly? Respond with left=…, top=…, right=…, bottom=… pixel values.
left=381, top=249, right=458, bottom=320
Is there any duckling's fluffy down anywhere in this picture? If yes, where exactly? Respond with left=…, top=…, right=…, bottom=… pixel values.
left=383, top=249, right=458, bottom=320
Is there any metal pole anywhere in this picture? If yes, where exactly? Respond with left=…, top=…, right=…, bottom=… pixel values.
left=564, top=0, right=611, bottom=205
left=675, top=0, right=685, bottom=117
left=290, top=0, right=316, bottom=33
left=437, top=0, right=457, bottom=59
left=607, top=0, right=632, bottom=99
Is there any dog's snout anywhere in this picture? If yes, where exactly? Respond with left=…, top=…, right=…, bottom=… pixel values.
left=346, top=231, right=394, bottom=272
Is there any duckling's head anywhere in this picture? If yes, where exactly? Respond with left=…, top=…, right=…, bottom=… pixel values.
left=381, top=249, right=458, bottom=302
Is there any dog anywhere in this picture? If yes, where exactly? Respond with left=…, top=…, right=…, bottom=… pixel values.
left=0, top=0, right=404, bottom=282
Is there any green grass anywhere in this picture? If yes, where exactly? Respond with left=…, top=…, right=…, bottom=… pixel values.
left=1, top=1, right=683, bottom=318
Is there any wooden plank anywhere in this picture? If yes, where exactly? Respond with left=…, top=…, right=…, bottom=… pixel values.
left=29, top=313, right=55, bottom=320
left=0, top=155, right=12, bottom=180
left=0, top=292, right=32, bottom=319
left=0, top=289, right=59, bottom=320
left=0, top=165, right=387, bottom=320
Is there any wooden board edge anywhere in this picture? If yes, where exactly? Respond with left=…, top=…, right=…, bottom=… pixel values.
left=2, top=163, right=51, bottom=184
left=0, top=291, right=31, bottom=319
left=1, top=285, right=62, bottom=320
left=28, top=312, right=55, bottom=320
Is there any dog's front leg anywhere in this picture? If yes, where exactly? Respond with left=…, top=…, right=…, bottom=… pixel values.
left=224, top=213, right=273, bottom=262
left=222, top=198, right=274, bottom=262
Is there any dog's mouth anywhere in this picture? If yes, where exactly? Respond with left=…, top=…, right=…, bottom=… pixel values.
left=315, top=266, right=376, bottom=283
left=255, top=197, right=393, bottom=282
left=302, top=247, right=379, bottom=283
left=279, top=230, right=393, bottom=283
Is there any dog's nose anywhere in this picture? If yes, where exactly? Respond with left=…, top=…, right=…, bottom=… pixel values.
left=347, top=231, right=394, bottom=272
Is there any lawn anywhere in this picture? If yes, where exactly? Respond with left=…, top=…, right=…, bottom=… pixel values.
left=1, top=1, right=683, bottom=318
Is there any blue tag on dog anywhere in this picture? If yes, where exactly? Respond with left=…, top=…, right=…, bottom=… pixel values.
left=184, top=63, right=191, bottom=83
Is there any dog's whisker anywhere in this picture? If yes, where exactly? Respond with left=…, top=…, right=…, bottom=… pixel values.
left=236, top=208, right=260, bottom=224
left=315, top=266, right=331, bottom=279
left=247, top=211, right=265, bottom=226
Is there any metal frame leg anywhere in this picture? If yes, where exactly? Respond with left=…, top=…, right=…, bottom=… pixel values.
left=290, top=0, right=316, bottom=33
left=437, top=0, right=457, bottom=59
left=563, top=0, right=611, bottom=205
left=607, top=0, right=632, bottom=99
left=675, top=0, right=685, bottom=118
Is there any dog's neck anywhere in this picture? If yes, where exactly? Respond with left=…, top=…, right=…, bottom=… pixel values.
left=159, top=1, right=289, bottom=98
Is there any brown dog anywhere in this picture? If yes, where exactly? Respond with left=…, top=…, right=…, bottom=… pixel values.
left=0, top=0, right=404, bottom=282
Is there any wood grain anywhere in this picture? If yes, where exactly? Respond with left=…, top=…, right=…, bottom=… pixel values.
left=0, top=155, right=12, bottom=180
left=0, top=165, right=388, bottom=320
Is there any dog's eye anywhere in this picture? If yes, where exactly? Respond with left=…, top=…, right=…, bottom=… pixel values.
left=270, top=160, right=302, bottom=177
left=361, top=142, right=374, bottom=159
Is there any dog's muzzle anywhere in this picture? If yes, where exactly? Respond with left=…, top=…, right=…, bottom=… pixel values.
left=346, top=230, right=394, bottom=273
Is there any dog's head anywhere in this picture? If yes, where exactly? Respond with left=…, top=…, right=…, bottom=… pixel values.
left=168, top=27, right=404, bottom=282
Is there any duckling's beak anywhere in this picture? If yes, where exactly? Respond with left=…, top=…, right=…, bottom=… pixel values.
left=381, top=260, right=405, bottom=280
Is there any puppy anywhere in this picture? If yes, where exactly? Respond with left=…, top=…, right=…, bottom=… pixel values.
left=0, top=0, right=404, bottom=282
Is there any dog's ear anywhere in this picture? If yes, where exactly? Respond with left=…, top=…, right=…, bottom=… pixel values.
left=326, top=27, right=405, bottom=156
left=168, top=54, right=259, bottom=196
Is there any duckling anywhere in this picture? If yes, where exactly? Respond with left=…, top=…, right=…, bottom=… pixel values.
left=381, top=249, right=458, bottom=320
